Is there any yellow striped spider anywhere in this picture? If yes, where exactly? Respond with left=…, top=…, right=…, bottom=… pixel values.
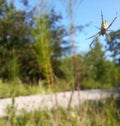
left=88, top=11, right=117, bottom=47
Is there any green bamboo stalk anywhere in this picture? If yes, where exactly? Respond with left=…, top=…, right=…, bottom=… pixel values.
left=33, top=0, right=54, bottom=85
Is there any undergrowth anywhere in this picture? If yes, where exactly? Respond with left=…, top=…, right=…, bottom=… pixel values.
left=0, top=78, right=118, bottom=99
left=0, top=80, right=53, bottom=98
left=0, top=98, right=119, bottom=126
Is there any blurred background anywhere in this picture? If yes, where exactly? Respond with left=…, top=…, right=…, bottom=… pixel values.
left=0, top=0, right=120, bottom=94
left=0, top=1, right=120, bottom=125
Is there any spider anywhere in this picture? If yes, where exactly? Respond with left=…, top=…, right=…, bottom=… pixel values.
left=88, top=11, right=117, bottom=47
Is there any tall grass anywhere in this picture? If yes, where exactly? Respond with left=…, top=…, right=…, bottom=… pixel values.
left=0, top=98, right=119, bottom=126
left=0, top=80, right=53, bottom=98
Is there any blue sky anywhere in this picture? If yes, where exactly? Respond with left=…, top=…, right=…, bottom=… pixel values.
left=12, top=0, right=120, bottom=53
left=54, top=0, right=120, bottom=53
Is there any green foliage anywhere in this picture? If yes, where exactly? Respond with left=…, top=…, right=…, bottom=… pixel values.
left=60, top=41, right=120, bottom=89
left=0, top=0, right=120, bottom=90
left=85, top=40, right=119, bottom=88
left=0, top=0, right=68, bottom=85
left=60, top=56, right=74, bottom=81
left=0, top=80, right=53, bottom=98
left=33, top=4, right=68, bottom=85
left=106, top=29, right=120, bottom=63
left=84, top=41, right=106, bottom=81
left=81, top=41, right=120, bottom=89
left=0, top=0, right=34, bottom=83
left=33, top=13, right=54, bottom=85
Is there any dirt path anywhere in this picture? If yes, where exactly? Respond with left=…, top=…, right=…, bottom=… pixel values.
left=0, top=88, right=120, bottom=117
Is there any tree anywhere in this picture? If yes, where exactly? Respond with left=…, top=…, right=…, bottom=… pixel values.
left=33, top=0, right=55, bottom=85
left=0, top=0, right=71, bottom=84
left=0, top=0, right=34, bottom=82
left=106, top=29, right=120, bottom=63
left=0, top=0, right=20, bottom=81
left=84, top=39, right=120, bottom=88
left=32, top=0, right=71, bottom=85
left=48, top=10, right=69, bottom=78
left=84, top=40, right=106, bottom=82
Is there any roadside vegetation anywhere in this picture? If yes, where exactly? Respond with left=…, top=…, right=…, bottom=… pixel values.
left=0, top=0, right=120, bottom=125
left=0, top=98, right=119, bottom=126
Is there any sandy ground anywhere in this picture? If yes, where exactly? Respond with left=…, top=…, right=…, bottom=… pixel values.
left=0, top=88, right=120, bottom=117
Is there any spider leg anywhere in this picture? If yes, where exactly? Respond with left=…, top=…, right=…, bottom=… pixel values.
left=87, top=32, right=100, bottom=39
left=105, top=33, right=111, bottom=42
left=89, top=38, right=96, bottom=48
left=101, top=10, right=104, bottom=22
left=89, top=32, right=100, bottom=48
left=107, top=16, right=117, bottom=30
left=106, top=30, right=114, bottom=32
left=89, top=37, right=99, bottom=48
left=105, top=33, right=113, bottom=49
left=95, top=26, right=101, bottom=30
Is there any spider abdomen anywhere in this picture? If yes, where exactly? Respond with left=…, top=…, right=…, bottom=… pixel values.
left=101, top=20, right=109, bottom=35
left=102, top=21, right=109, bottom=29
